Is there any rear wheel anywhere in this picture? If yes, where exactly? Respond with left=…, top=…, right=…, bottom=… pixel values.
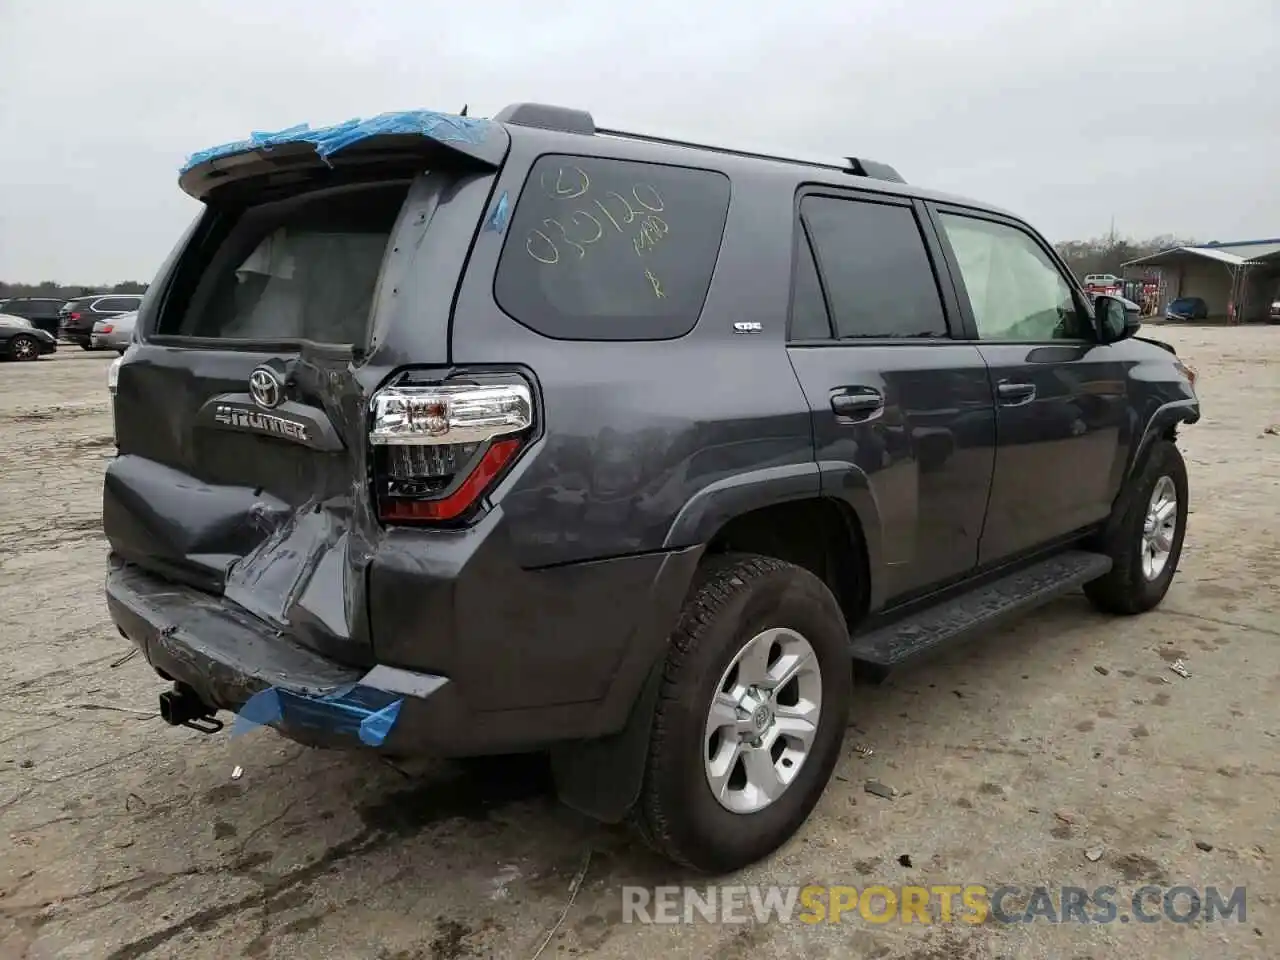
left=1085, top=440, right=1188, bottom=614
left=9, top=334, right=40, bottom=362
left=635, top=554, right=852, bottom=873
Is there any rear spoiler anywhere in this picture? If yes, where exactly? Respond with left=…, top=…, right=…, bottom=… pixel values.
left=178, top=110, right=511, bottom=202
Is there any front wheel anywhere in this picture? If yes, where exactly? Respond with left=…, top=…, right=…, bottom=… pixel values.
left=634, top=554, right=852, bottom=873
left=1085, top=440, right=1188, bottom=614
left=9, top=334, right=40, bottom=362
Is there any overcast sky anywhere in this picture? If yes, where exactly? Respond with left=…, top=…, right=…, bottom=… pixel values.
left=1, top=0, right=1276, bottom=282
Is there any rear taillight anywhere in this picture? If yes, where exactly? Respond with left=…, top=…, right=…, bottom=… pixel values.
left=101, top=324, right=114, bottom=334
left=69, top=312, right=81, bottom=321
left=369, top=379, right=533, bottom=524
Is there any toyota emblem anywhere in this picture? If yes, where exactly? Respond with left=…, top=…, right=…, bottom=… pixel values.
left=249, top=366, right=285, bottom=409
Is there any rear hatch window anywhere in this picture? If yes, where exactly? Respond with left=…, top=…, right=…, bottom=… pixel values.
left=494, top=155, right=730, bottom=340
left=157, top=182, right=408, bottom=344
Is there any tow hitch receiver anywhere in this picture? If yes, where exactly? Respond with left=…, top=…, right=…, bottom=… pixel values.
left=158, top=685, right=224, bottom=734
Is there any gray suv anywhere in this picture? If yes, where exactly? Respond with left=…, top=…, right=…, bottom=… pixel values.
left=105, top=103, right=1199, bottom=873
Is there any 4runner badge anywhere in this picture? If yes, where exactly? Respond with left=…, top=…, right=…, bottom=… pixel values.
left=249, top=366, right=285, bottom=409
left=213, top=404, right=311, bottom=443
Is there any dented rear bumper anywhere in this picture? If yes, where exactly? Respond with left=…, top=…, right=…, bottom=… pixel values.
left=109, top=559, right=516, bottom=756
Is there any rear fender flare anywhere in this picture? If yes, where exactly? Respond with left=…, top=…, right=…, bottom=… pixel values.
left=661, top=462, right=821, bottom=549
left=664, top=460, right=884, bottom=610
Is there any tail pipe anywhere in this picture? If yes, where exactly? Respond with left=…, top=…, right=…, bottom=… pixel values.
left=159, top=685, right=224, bottom=734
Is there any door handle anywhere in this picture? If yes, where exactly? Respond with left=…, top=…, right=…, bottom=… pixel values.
left=830, top=389, right=884, bottom=419
left=996, top=381, right=1036, bottom=405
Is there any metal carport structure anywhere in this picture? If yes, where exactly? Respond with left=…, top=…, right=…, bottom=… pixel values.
left=1124, top=239, right=1280, bottom=323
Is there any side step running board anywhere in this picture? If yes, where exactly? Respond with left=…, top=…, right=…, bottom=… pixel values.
left=849, top=550, right=1112, bottom=669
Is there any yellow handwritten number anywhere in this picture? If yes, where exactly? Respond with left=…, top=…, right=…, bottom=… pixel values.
left=567, top=210, right=604, bottom=246
left=543, top=218, right=586, bottom=259
left=632, top=183, right=664, bottom=212
left=526, top=229, right=559, bottom=265
left=603, top=191, right=640, bottom=225
left=593, top=198, right=624, bottom=233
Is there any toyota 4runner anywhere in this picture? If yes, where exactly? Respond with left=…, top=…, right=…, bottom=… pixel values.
left=105, top=103, right=1199, bottom=873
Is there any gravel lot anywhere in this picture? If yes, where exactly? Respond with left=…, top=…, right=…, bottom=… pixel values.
left=1, top=327, right=1277, bottom=960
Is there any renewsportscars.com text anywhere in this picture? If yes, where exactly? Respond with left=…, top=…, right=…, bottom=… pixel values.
left=622, top=884, right=1247, bottom=926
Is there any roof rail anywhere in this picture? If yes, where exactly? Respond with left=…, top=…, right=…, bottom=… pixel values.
left=493, top=102, right=595, bottom=135
left=597, top=126, right=848, bottom=173
left=491, top=103, right=905, bottom=183
left=597, top=127, right=905, bottom=183
left=845, top=157, right=906, bottom=184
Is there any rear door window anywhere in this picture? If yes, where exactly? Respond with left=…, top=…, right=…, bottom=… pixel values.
left=800, top=196, right=949, bottom=339
left=495, top=155, right=731, bottom=340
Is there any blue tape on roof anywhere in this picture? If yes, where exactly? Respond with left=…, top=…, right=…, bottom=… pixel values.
left=233, top=683, right=404, bottom=747
left=485, top=191, right=510, bottom=233
left=181, top=110, right=494, bottom=174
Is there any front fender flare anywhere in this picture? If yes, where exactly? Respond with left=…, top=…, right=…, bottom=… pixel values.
left=1130, top=398, right=1200, bottom=480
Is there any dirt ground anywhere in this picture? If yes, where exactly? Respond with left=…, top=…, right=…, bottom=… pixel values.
left=1, top=327, right=1277, bottom=960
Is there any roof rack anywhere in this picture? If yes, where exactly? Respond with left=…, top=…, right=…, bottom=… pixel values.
left=493, top=102, right=905, bottom=184
left=492, top=102, right=596, bottom=136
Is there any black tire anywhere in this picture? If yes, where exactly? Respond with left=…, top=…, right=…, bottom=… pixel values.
left=1084, top=440, right=1188, bottom=615
left=634, top=554, right=852, bottom=873
left=9, top=334, right=40, bottom=362
left=80, top=342, right=96, bottom=351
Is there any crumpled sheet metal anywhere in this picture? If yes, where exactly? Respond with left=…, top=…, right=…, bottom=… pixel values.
left=232, top=682, right=403, bottom=747
left=181, top=109, right=494, bottom=174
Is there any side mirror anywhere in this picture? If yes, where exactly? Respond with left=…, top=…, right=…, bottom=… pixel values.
left=1094, top=295, right=1132, bottom=343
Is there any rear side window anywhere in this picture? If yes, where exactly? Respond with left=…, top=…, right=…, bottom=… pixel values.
left=800, top=196, right=949, bottom=339
left=95, top=297, right=139, bottom=312
left=158, top=182, right=408, bottom=341
left=495, top=155, right=731, bottom=340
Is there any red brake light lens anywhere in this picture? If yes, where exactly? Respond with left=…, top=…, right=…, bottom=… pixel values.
left=101, top=324, right=114, bottom=334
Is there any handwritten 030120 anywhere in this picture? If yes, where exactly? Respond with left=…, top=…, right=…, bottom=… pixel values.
left=524, top=165, right=672, bottom=298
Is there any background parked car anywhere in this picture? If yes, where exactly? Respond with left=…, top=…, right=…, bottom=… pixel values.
left=1165, top=296, right=1209, bottom=321
left=59, top=294, right=144, bottom=349
left=0, top=313, right=58, bottom=361
left=92, top=310, right=137, bottom=353
left=0, top=297, right=66, bottom=337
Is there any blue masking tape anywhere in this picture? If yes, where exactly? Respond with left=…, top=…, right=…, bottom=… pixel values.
left=232, top=683, right=403, bottom=747
left=485, top=191, right=510, bottom=233
left=182, top=109, right=494, bottom=173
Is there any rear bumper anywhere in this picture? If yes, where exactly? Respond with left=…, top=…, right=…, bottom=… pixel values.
left=107, top=543, right=699, bottom=756
left=59, top=324, right=93, bottom=344
left=109, top=560, right=510, bottom=755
